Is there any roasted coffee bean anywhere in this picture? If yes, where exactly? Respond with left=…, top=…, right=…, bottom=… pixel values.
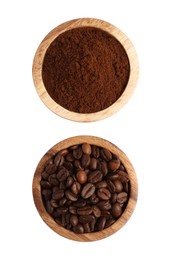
left=101, top=161, right=108, bottom=176
left=45, top=164, right=57, bottom=174
left=81, top=154, right=91, bottom=168
left=116, top=192, right=128, bottom=203
left=100, top=148, right=112, bottom=161
left=87, top=170, right=103, bottom=183
left=69, top=206, right=77, bottom=214
left=45, top=201, right=54, bottom=214
left=71, top=181, right=81, bottom=195
left=66, top=153, right=74, bottom=162
left=48, top=174, right=59, bottom=186
left=107, top=179, right=116, bottom=193
left=57, top=167, right=69, bottom=181
left=81, top=183, right=95, bottom=198
left=73, top=147, right=83, bottom=159
left=82, top=143, right=91, bottom=155
left=117, top=170, right=129, bottom=183
left=66, top=176, right=74, bottom=187
left=98, top=200, right=111, bottom=211
left=89, top=193, right=99, bottom=204
left=97, top=216, right=106, bottom=231
left=73, top=224, right=84, bottom=234
left=54, top=153, right=64, bottom=166
left=108, top=159, right=120, bottom=171
left=74, top=160, right=82, bottom=169
left=72, top=200, right=86, bottom=207
left=76, top=170, right=87, bottom=184
left=97, top=188, right=111, bottom=200
left=89, top=158, right=97, bottom=170
left=42, top=189, right=52, bottom=200
left=92, top=145, right=100, bottom=158
left=79, top=215, right=95, bottom=223
left=65, top=190, right=78, bottom=201
left=92, top=205, right=101, bottom=218
left=41, top=171, right=49, bottom=180
left=40, top=142, right=130, bottom=234
left=110, top=193, right=117, bottom=204
left=50, top=199, right=59, bottom=208
left=59, top=197, right=67, bottom=206
left=113, top=179, right=123, bottom=193
left=70, top=215, right=78, bottom=226
left=105, top=218, right=116, bottom=228
left=111, top=203, right=122, bottom=218
left=83, top=223, right=91, bottom=233
left=77, top=206, right=92, bottom=215
left=63, top=162, right=73, bottom=171
left=52, top=190, right=64, bottom=200
left=40, top=180, right=51, bottom=189
left=95, top=181, right=107, bottom=189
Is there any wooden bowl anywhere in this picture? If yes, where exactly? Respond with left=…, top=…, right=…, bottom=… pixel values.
left=32, top=136, right=138, bottom=241
left=32, top=18, right=139, bottom=122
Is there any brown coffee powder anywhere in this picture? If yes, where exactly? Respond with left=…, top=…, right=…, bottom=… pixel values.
left=42, top=27, right=130, bottom=113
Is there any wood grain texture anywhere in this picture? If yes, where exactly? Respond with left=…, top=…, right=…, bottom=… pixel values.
left=32, top=18, right=139, bottom=122
left=32, top=136, right=138, bottom=241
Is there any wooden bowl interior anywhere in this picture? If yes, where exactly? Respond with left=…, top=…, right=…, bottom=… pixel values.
left=32, top=18, right=139, bottom=122
left=32, top=136, right=138, bottom=241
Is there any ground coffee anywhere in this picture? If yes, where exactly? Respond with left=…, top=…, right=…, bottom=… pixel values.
left=40, top=143, right=130, bottom=234
left=42, top=27, right=130, bottom=113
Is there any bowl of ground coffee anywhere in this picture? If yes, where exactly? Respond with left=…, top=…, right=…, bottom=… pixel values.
left=32, top=136, right=138, bottom=241
left=32, top=18, right=139, bottom=122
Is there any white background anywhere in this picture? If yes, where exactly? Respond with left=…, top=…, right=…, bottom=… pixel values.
left=1, top=0, right=176, bottom=259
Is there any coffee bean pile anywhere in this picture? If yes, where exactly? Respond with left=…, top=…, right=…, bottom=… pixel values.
left=40, top=143, right=130, bottom=234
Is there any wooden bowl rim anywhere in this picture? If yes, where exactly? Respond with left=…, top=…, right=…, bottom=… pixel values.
left=32, top=135, right=138, bottom=241
left=32, top=18, right=139, bottom=122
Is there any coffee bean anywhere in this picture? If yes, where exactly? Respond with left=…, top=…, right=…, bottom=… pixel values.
left=42, top=189, right=51, bottom=200
left=71, top=181, right=81, bottom=195
left=111, top=203, right=122, bottom=218
left=41, top=171, right=49, bottom=180
left=116, top=192, right=128, bottom=203
left=81, top=183, right=95, bottom=198
left=117, top=170, right=129, bottom=183
left=92, top=205, right=101, bottom=218
left=98, top=200, right=111, bottom=210
left=89, top=158, right=97, bottom=170
left=87, top=170, right=103, bottom=183
left=48, top=174, right=59, bottom=186
left=81, top=154, right=91, bottom=168
left=57, top=167, right=69, bottom=181
left=82, top=143, right=91, bottom=154
left=92, top=145, right=100, bottom=158
left=72, top=200, right=86, bottom=207
left=70, top=215, right=78, bottom=226
left=113, top=179, right=123, bottom=193
left=45, top=164, right=57, bottom=174
left=76, top=170, right=87, bottom=184
left=108, top=159, right=120, bottom=171
left=52, top=190, right=64, bottom=200
left=77, top=206, right=92, bottom=215
left=97, top=188, right=111, bottom=200
left=79, top=215, right=95, bottom=223
left=73, top=147, right=83, bottom=159
left=100, top=148, right=112, bottom=161
left=66, top=176, right=74, bottom=187
left=73, top=224, right=84, bottom=234
left=40, top=142, right=130, bottom=234
left=54, top=153, right=64, bottom=166
left=65, top=190, right=78, bottom=201
left=97, top=216, right=106, bottom=231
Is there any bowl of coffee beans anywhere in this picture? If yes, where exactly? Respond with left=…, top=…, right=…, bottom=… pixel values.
left=32, top=18, right=139, bottom=122
left=32, top=136, right=138, bottom=241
